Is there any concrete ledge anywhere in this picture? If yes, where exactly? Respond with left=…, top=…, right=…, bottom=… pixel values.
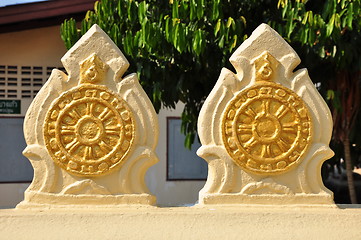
left=17, top=191, right=156, bottom=207
left=0, top=205, right=360, bottom=239
left=200, top=193, right=334, bottom=204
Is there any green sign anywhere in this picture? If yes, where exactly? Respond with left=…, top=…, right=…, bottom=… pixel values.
left=0, top=100, right=21, bottom=114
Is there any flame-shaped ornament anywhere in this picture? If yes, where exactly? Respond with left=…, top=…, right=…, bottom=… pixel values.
left=197, top=24, right=335, bottom=205
left=17, top=25, right=159, bottom=208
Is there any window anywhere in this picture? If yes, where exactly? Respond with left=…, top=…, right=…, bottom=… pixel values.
left=167, top=117, right=208, bottom=180
left=0, top=118, right=33, bottom=182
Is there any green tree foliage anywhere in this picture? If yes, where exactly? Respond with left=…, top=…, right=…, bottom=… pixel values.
left=275, top=0, right=361, bottom=203
left=60, top=0, right=279, bottom=148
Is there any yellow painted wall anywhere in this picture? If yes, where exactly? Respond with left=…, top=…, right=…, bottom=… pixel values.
left=0, top=26, right=66, bottom=66
left=1, top=205, right=361, bottom=239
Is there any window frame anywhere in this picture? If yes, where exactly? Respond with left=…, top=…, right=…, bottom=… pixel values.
left=0, top=116, right=33, bottom=183
left=166, top=117, right=207, bottom=181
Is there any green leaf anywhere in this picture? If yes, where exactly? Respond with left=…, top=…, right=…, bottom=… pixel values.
left=326, top=13, right=335, bottom=37
left=341, top=0, right=346, bottom=9
left=341, top=14, right=347, bottom=28
left=308, top=11, right=314, bottom=26
left=127, top=0, right=134, bottom=22
left=184, top=132, right=195, bottom=150
left=192, top=29, right=201, bottom=55
left=173, top=23, right=179, bottom=49
left=335, top=13, right=341, bottom=29
left=277, top=0, right=286, bottom=9
left=117, top=0, right=123, bottom=19
left=214, top=19, right=221, bottom=36
left=302, top=11, right=309, bottom=25
left=94, top=1, right=99, bottom=14
left=308, top=28, right=315, bottom=45
left=240, top=16, right=246, bottom=27
left=61, top=18, right=80, bottom=50
left=172, top=18, right=180, bottom=26
left=190, top=0, right=196, bottom=21
left=110, top=24, right=120, bottom=46
left=196, top=0, right=204, bottom=20
left=331, top=45, right=337, bottom=58
left=226, top=17, right=235, bottom=29
left=138, top=1, right=147, bottom=24
left=347, top=3, right=353, bottom=30
left=319, top=46, right=325, bottom=58
left=199, top=30, right=205, bottom=54
left=180, top=119, right=186, bottom=134
left=218, top=35, right=224, bottom=48
left=286, top=8, right=295, bottom=38
left=339, top=8, right=347, bottom=17
left=282, top=2, right=289, bottom=18
left=123, top=30, right=132, bottom=55
left=152, top=82, right=161, bottom=104
left=143, top=20, right=151, bottom=47
left=165, top=17, right=172, bottom=42
left=327, top=90, right=335, bottom=100
left=211, top=0, right=220, bottom=21
left=229, top=35, right=237, bottom=52
left=80, top=19, right=87, bottom=35
left=172, top=0, right=179, bottom=19
left=177, top=23, right=186, bottom=53
left=301, top=28, right=309, bottom=44
left=134, top=31, right=142, bottom=48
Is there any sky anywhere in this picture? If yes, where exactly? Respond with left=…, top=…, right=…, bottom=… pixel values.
left=0, top=0, right=48, bottom=7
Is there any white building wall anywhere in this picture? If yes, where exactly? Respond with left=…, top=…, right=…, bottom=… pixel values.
left=147, top=102, right=205, bottom=206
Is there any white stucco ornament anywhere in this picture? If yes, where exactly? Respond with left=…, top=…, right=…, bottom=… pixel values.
left=17, top=24, right=159, bottom=208
left=197, top=23, right=335, bottom=205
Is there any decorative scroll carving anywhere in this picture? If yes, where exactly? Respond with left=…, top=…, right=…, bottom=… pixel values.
left=17, top=25, right=159, bottom=208
left=197, top=24, right=334, bottom=205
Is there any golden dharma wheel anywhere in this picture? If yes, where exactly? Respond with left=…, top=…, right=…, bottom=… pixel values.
left=222, top=82, right=312, bottom=175
left=44, top=85, right=135, bottom=176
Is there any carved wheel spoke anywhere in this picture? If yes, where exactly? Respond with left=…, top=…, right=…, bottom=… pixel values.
left=245, top=107, right=257, bottom=118
left=85, top=102, right=95, bottom=116
left=243, top=137, right=257, bottom=149
left=275, top=105, right=288, bottom=119
left=262, top=99, right=270, bottom=115
left=260, top=144, right=272, bottom=158
left=237, top=124, right=252, bottom=133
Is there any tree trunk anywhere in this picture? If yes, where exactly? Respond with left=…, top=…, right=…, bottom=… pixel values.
left=343, top=135, right=358, bottom=204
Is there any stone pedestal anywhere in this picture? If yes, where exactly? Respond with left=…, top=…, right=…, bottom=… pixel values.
left=17, top=25, right=159, bottom=208
left=197, top=24, right=334, bottom=205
